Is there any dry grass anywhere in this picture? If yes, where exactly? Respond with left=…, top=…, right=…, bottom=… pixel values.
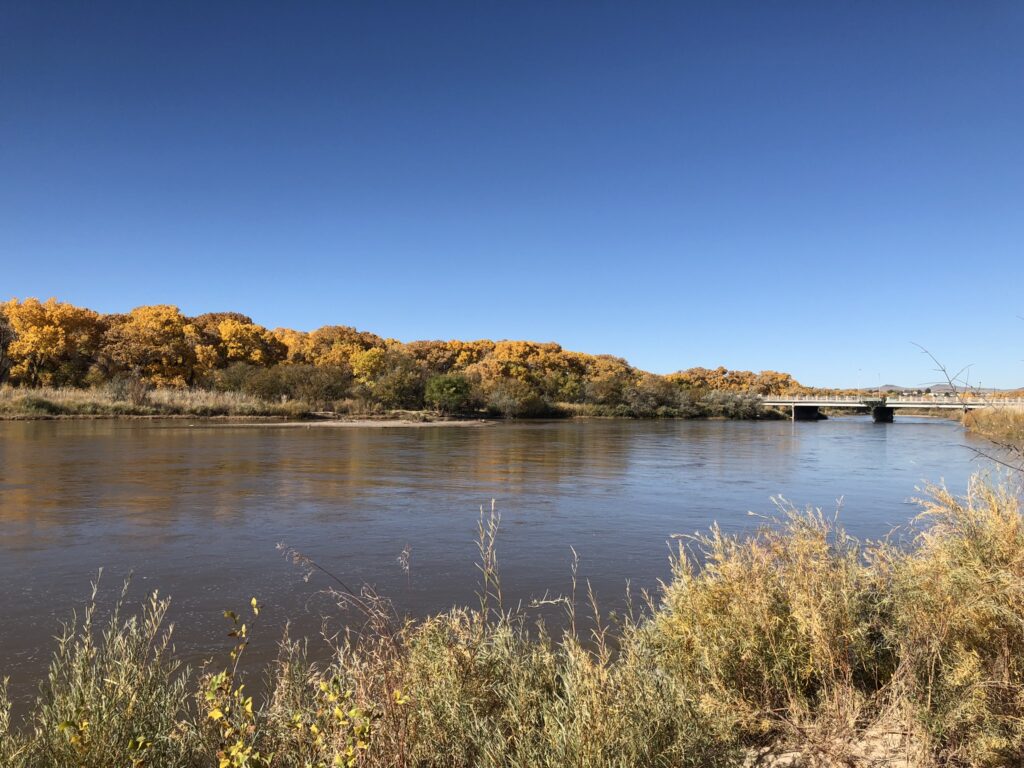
left=652, top=504, right=895, bottom=759
left=964, top=407, right=1024, bottom=453
left=3, top=478, right=1024, bottom=766
left=0, top=384, right=309, bottom=419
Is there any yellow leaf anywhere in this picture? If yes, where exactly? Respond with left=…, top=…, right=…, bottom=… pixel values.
left=208, top=708, right=225, bottom=721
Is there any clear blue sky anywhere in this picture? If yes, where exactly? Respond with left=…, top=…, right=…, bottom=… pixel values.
left=2, top=2, right=1022, bottom=388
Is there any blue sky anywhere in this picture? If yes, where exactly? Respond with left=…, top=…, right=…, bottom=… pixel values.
left=2, top=2, right=1022, bottom=388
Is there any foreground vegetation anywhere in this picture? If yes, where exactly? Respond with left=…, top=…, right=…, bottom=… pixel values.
left=0, top=298, right=807, bottom=418
left=3, top=477, right=1024, bottom=767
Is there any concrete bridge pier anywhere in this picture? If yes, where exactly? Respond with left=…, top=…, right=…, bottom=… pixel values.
left=792, top=405, right=825, bottom=421
left=871, top=406, right=894, bottom=423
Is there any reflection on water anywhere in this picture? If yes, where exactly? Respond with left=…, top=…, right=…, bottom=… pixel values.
left=0, top=417, right=987, bottom=699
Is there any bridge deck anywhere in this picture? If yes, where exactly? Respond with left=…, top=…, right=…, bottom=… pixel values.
left=760, top=396, right=1024, bottom=410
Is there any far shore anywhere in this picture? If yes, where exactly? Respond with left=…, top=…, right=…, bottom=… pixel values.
left=0, top=412, right=497, bottom=427
left=214, top=416, right=496, bottom=428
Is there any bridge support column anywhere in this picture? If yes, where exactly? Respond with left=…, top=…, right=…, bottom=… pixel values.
left=792, top=405, right=824, bottom=421
left=871, top=406, right=894, bottom=423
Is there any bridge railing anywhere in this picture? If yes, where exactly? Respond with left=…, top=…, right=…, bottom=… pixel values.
left=757, top=394, right=1024, bottom=406
left=880, top=396, right=1023, bottom=405
left=759, top=395, right=866, bottom=402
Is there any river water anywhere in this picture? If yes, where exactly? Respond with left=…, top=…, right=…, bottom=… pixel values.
left=0, top=416, right=992, bottom=700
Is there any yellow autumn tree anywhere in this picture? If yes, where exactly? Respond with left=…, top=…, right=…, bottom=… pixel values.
left=349, top=347, right=425, bottom=408
left=217, top=319, right=286, bottom=366
left=271, top=327, right=311, bottom=364
left=187, top=312, right=286, bottom=370
left=668, top=367, right=805, bottom=396
left=306, top=326, right=385, bottom=367
left=101, top=305, right=196, bottom=386
left=584, top=355, right=637, bottom=405
left=401, top=340, right=460, bottom=373
left=0, top=296, right=815, bottom=410
left=751, top=370, right=803, bottom=396
left=1, top=298, right=104, bottom=386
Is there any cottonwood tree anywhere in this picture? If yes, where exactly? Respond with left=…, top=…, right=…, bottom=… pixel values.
left=101, top=305, right=197, bottom=386
left=305, top=325, right=385, bottom=368
left=1, top=298, right=104, bottom=386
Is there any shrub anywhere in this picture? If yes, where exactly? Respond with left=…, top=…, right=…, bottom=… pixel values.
left=105, top=373, right=152, bottom=406
left=622, top=374, right=682, bottom=416
left=280, top=364, right=352, bottom=409
left=885, top=481, right=1024, bottom=766
left=352, top=350, right=424, bottom=411
left=1, top=582, right=193, bottom=768
left=486, top=378, right=551, bottom=419
left=699, top=390, right=762, bottom=418
left=424, top=373, right=475, bottom=415
left=212, top=362, right=259, bottom=393
left=651, top=504, right=894, bottom=749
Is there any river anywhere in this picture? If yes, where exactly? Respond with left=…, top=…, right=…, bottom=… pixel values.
left=0, top=416, right=991, bottom=701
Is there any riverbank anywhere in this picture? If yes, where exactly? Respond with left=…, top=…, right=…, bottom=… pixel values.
left=0, top=385, right=477, bottom=423
left=0, top=384, right=307, bottom=419
left=964, top=406, right=1024, bottom=448
left=0, top=385, right=777, bottom=422
left=2, top=476, right=1021, bottom=767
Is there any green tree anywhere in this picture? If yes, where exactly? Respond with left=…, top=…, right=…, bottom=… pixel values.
left=425, top=373, right=475, bottom=415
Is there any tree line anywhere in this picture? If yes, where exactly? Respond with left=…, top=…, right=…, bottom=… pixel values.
left=0, top=298, right=808, bottom=417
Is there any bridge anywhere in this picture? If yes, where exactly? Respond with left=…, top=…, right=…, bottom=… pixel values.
left=759, top=394, right=1024, bottom=423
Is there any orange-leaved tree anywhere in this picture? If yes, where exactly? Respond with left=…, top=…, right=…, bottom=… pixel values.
left=1, top=298, right=104, bottom=386
left=101, top=305, right=197, bottom=386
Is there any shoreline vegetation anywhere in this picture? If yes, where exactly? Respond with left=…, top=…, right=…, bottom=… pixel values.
left=3, top=475, right=1024, bottom=767
left=0, top=383, right=1008, bottom=425
left=0, top=297, right=838, bottom=422
left=3, top=299, right=1020, bottom=424
left=964, top=407, right=1024, bottom=449
left=0, top=383, right=773, bottom=422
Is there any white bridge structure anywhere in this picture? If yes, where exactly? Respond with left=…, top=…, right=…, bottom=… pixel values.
left=759, top=394, right=1024, bottom=423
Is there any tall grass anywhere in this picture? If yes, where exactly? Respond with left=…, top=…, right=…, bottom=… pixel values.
left=0, top=384, right=309, bottom=418
left=3, top=478, right=1024, bottom=766
left=964, top=407, right=1024, bottom=454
